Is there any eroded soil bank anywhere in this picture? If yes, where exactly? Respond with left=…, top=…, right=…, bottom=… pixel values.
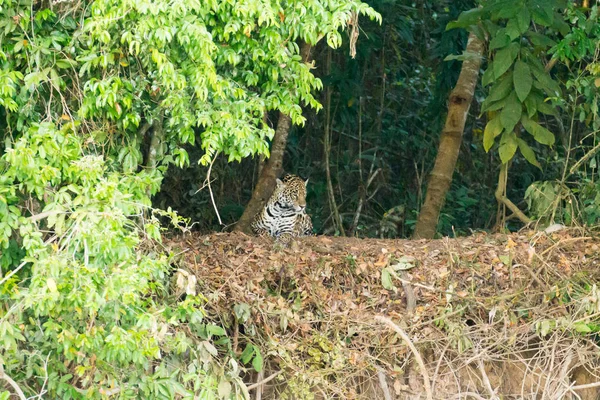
left=165, top=229, right=600, bottom=399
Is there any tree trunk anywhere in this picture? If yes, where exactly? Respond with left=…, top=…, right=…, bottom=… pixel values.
left=234, top=112, right=292, bottom=233
left=412, top=33, right=484, bottom=239
left=235, top=43, right=312, bottom=234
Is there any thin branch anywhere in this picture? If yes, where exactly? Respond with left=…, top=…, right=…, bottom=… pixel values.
left=568, top=140, right=600, bottom=175
left=28, top=210, right=67, bottom=222
left=377, top=368, right=393, bottom=400
left=477, top=360, right=499, bottom=400
left=195, top=152, right=223, bottom=226
left=375, top=316, right=433, bottom=400
left=0, top=369, right=27, bottom=400
left=572, top=380, right=600, bottom=391
left=247, top=371, right=283, bottom=390
left=255, top=370, right=264, bottom=400
left=0, top=260, right=28, bottom=287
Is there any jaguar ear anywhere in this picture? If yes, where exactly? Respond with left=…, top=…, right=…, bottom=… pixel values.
left=276, top=178, right=284, bottom=188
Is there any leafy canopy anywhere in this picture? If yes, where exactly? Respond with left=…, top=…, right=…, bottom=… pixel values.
left=449, top=0, right=567, bottom=167
left=0, top=0, right=380, bottom=398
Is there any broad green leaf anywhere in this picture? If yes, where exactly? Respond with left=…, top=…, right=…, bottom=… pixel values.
left=447, top=8, right=484, bottom=30
left=516, top=7, right=531, bottom=33
left=532, top=5, right=554, bottom=27
left=574, top=322, right=592, bottom=334
left=252, top=347, right=263, bottom=372
left=493, top=3, right=520, bottom=19
left=494, top=42, right=519, bottom=78
left=517, top=138, right=541, bottom=168
left=505, top=19, right=521, bottom=40
left=489, top=32, right=511, bottom=50
left=47, top=277, right=57, bottom=293
left=381, top=268, right=394, bottom=290
left=530, top=64, right=561, bottom=95
left=500, top=94, right=522, bottom=132
left=206, top=324, right=226, bottom=336
left=487, top=71, right=514, bottom=103
left=538, top=101, right=557, bottom=116
left=551, top=13, right=570, bottom=36
left=523, top=91, right=544, bottom=117
left=240, top=344, right=255, bottom=364
left=499, top=130, right=518, bottom=163
left=513, top=60, right=533, bottom=102
left=481, top=95, right=509, bottom=113
left=482, top=64, right=496, bottom=86
left=526, top=31, right=557, bottom=48
left=522, top=116, right=555, bottom=145
left=483, top=116, right=504, bottom=152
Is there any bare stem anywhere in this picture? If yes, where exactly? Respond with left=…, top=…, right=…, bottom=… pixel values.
left=375, top=316, right=433, bottom=400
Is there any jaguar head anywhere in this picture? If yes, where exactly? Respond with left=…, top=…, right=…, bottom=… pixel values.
left=274, top=175, right=308, bottom=212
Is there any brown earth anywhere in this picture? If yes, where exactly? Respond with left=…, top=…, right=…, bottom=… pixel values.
left=165, top=229, right=600, bottom=399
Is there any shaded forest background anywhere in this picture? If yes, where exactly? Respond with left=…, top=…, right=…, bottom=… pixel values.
left=156, top=0, right=582, bottom=238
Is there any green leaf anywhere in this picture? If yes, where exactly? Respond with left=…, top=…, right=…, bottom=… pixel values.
left=483, top=116, right=504, bottom=152
left=217, top=381, right=232, bottom=398
left=240, top=344, right=255, bottom=364
left=574, top=322, right=592, bottom=334
left=252, top=347, right=264, bottom=372
left=481, top=95, right=509, bottom=113
left=523, top=93, right=538, bottom=117
left=482, top=64, right=496, bottom=86
left=498, top=130, right=518, bottom=163
left=447, top=8, right=484, bottom=30
left=505, top=19, right=521, bottom=40
left=517, top=138, right=541, bottom=168
left=487, top=71, right=514, bottom=103
left=494, top=43, right=520, bottom=78
left=489, top=32, right=510, bottom=50
left=381, top=268, right=394, bottom=290
left=530, top=64, right=561, bottom=96
left=521, top=115, right=555, bottom=145
left=516, top=8, right=531, bottom=33
left=525, top=31, right=556, bottom=48
left=538, top=101, right=557, bottom=116
left=551, top=13, right=570, bottom=36
left=513, top=60, right=533, bottom=102
left=500, top=94, right=522, bottom=132
left=531, top=5, right=554, bottom=27
left=206, top=324, right=226, bottom=337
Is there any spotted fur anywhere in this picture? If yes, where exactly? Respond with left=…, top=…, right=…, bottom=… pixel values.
left=252, top=174, right=313, bottom=241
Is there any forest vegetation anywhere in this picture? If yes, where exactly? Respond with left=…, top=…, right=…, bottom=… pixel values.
left=2, top=0, right=600, bottom=398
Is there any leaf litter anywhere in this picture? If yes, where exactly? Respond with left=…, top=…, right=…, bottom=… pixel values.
left=165, top=229, right=600, bottom=399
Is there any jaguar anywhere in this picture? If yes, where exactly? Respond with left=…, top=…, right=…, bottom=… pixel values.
left=251, top=174, right=313, bottom=242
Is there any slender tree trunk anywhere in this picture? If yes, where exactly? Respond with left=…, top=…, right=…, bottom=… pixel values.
left=234, top=112, right=292, bottom=233
left=235, top=43, right=312, bottom=233
left=323, top=48, right=346, bottom=236
left=412, top=33, right=485, bottom=239
left=145, top=111, right=165, bottom=171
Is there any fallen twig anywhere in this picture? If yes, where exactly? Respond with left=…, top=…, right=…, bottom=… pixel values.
left=375, top=315, right=433, bottom=400
left=377, top=367, right=393, bottom=400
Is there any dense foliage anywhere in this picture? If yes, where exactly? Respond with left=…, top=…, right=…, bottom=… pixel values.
left=0, top=0, right=379, bottom=398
